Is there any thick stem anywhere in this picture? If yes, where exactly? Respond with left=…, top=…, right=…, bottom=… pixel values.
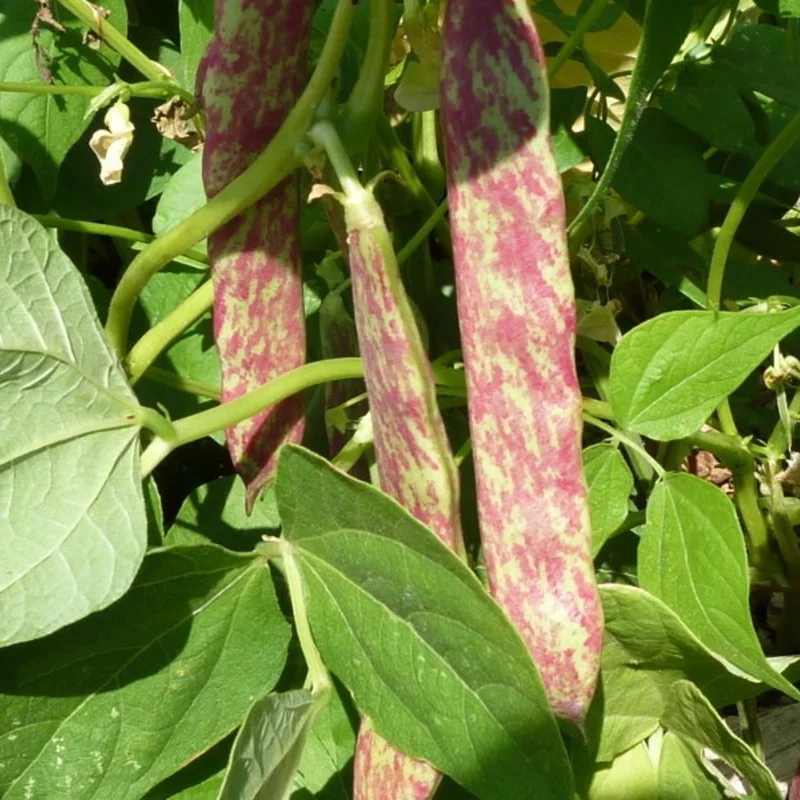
left=56, top=0, right=173, bottom=82
left=140, top=358, right=365, bottom=476
left=547, top=0, right=611, bottom=79
left=104, top=0, right=356, bottom=357
left=707, top=106, right=800, bottom=309
left=339, top=0, right=395, bottom=152
left=127, top=280, right=214, bottom=383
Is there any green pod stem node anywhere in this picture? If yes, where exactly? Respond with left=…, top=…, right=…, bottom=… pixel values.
left=441, top=0, right=603, bottom=726
left=198, top=0, right=311, bottom=507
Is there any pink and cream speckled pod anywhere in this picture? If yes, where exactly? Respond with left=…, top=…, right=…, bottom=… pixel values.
left=441, top=0, right=604, bottom=727
left=198, top=0, right=311, bottom=507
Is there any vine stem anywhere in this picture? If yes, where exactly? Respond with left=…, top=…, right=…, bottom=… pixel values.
left=583, top=412, right=666, bottom=477
left=0, top=81, right=191, bottom=102
left=707, top=105, right=800, bottom=310
left=140, top=358, right=365, bottom=476
left=127, top=280, right=214, bottom=383
left=104, top=0, right=356, bottom=357
left=56, top=0, right=172, bottom=82
left=277, top=537, right=331, bottom=694
left=34, top=215, right=207, bottom=263
left=547, top=0, right=611, bottom=79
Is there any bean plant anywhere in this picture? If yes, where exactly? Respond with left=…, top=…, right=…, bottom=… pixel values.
left=2, top=0, right=800, bottom=798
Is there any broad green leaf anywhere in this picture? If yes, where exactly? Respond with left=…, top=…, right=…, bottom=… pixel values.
left=0, top=545, right=290, bottom=800
left=657, top=732, right=727, bottom=800
left=218, top=689, right=322, bottom=800
left=179, top=0, right=216, bottom=90
left=714, top=25, right=800, bottom=107
left=596, top=584, right=800, bottom=762
left=610, top=308, right=800, bottom=440
left=166, top=475, right=279, bottom=551
left=0, top=0, right=127, bottom=198
left=660, top=62, right=757, bottom=154
left=0, top=206, right=145, bottom=645
left=640, top=474, right=800, bottom=700
left=583, top=444, right=634, bottom=555
left=276, top=446, right=574, bottom=800
left=662, top=682, right=784, bottom=800
left=586, top=109, right=710, bottom=234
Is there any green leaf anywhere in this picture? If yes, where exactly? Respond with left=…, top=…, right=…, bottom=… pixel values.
left=152, top=153, right=208, bottom=251
left=583, top=444, right=634, bottom=556
left=659, top=62, right=757, bottom=153
left=276, top=446, right=574, bottom=800
left=656, top=732, right=725, bottom=800
left=714, top=25, right=800, bottom=108
left=609, top=308, right=800, bottom=440
left=0, top=206, right=146, bottom=645
left=586, top=741, right=658, bottom=800
left=179, top=0, right=215, bottom=90
left=0, top=0, right=127, bottom=198
left=598, top=584, right=736, bottom=762
left=166, top=474, right=280, bottom=551
left=0, top=545, right=290, bottom=800
left=662, top=682, right=784, bottom=800
left=640, top=474, right=800, bottom=701
left=586, top=109, right=710, bottom=234
left=218, top=689, right=322, bottom=800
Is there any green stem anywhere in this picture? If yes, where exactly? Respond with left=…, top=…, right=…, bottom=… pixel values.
left=0, top=145, right=15, bottom=207
left=707, top=105, right=800, bottom=310
left=339, top=0, right=395, bottom=152
left=687, top=430, right=782, bottom=582
left=581, top=397, right=613, bottom=420
left=376, top=113, right=452, bottom=254
left=127, top=280, right=214, bottom=383
left=278, top=537, right=331, bottom=693
left=412, top=110, right=446, bottom=199
left=0, top=80, right=191, bottom=103
left=56, top=0, right=173, bottom=82
left=142, top=366, right=220, bottom=400
left=583, top=413, right=666, bottom=478
left=104, top=0, right=356, bottom=357
left=34, top=215, right=208, bottom=263
left=736, top=698, right=764, bottom=762
left=396, top=198, right=448, bottom=264
left=548, top=0, right=611, bottom=79
left=140, top=358, right=365, bottom=476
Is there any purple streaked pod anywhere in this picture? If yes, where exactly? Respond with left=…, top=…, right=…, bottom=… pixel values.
left=440, top=0, right=604, bottom=726
left=198, top=0, right=311, bottom=507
